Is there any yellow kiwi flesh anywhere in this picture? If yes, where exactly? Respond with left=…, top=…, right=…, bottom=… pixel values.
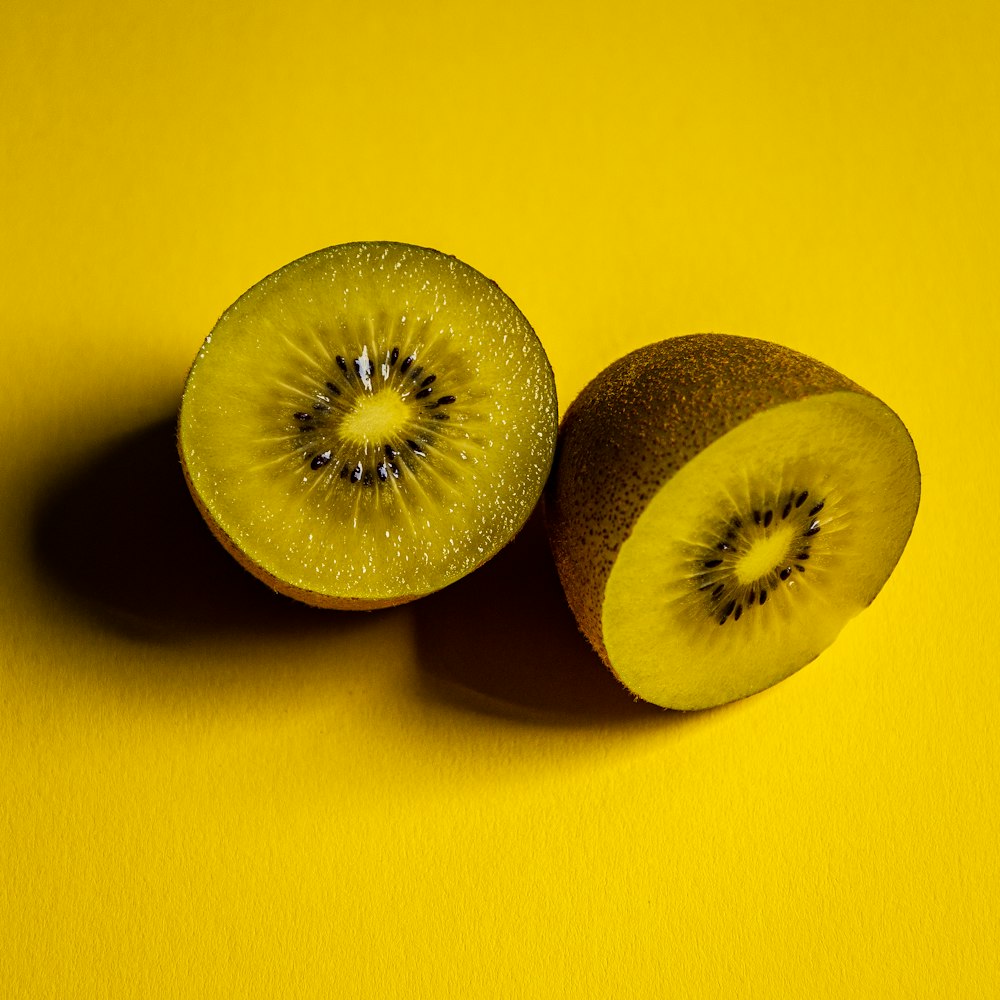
left=545, top=335, right=920, bottom=710
left=179, top=242, right=558, bottom=609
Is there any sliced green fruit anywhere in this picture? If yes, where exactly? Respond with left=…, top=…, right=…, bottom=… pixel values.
left=179, top=242, right=558, bottom=609
left=545, top=334, right=920, bottom=710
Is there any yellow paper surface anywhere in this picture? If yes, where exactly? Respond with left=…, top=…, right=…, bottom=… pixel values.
left=3, top=2, right=997, bottom=996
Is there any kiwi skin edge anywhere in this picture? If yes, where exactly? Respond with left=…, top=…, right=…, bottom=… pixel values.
left=543, top=333, right=921, bottom=680
left=177, top=437, right=422, bottom=610
left=176, top=241, right=558, bottom=610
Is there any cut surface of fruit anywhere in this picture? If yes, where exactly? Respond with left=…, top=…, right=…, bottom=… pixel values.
left=179, top=242, right=558, bottom=608
left=546, top=335, right=920, bottom=710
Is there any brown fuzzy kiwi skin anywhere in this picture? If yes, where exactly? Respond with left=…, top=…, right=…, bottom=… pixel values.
left=544, top=333, right=918, bottom=674
left=177, top=427, right=420, bottom=611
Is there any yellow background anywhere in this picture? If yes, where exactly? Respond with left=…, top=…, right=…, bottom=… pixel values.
left=3, top=1, right=997, bottom=996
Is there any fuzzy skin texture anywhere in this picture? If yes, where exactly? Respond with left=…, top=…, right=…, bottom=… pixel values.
left=544, top=334, right=869, bottom=671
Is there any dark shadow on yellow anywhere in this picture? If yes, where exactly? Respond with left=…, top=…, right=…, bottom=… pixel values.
left=30, top=413, right=671, bottom=724
left=30, top=414, right=363, bottom=646
left=412, top=508, right=667, bottom=724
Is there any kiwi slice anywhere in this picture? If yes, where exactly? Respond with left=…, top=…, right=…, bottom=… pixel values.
left=178, top=242, right=558, bottom=609
left=545, top=334, right=920, bottom=710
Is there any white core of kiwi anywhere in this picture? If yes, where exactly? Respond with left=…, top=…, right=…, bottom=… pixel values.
left=179, top=243, right=558, bottom=606
left=601, top=392, right=920, bottom=709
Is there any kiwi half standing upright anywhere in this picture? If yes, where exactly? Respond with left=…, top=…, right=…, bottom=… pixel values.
left=178, top=242, right=558, bottom=609
left=545, top=334, right=920, bottom=710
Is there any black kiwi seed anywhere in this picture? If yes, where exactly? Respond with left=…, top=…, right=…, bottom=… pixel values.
left=692, top=482, right=830, bottom=625
left=297, top=340, right=466, bottom=493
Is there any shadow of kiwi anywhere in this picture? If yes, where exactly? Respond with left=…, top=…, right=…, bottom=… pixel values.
left=412, top=507, right=668, bottom=725
left=29, top=413, right=381, bottom=650
left=30, top=412, right=671, bottom=725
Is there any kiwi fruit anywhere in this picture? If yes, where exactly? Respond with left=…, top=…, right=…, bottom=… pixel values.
left=178, top=242, right=558, bottom=609
left=545, top=334, right=920, bottom=710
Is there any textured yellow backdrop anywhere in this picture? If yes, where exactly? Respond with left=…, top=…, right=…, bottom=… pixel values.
left=3, top=1, right=997, bottom=997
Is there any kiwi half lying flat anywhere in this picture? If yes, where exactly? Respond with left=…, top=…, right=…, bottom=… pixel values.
left=545, top=334, right=920, bottom=710
left=179, top=242, right=558, bottom=609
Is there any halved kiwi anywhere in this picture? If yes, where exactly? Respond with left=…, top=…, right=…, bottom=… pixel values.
left=545, top=334, right=920, bottom=710
left=178, top=242, right=558, bottom=609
